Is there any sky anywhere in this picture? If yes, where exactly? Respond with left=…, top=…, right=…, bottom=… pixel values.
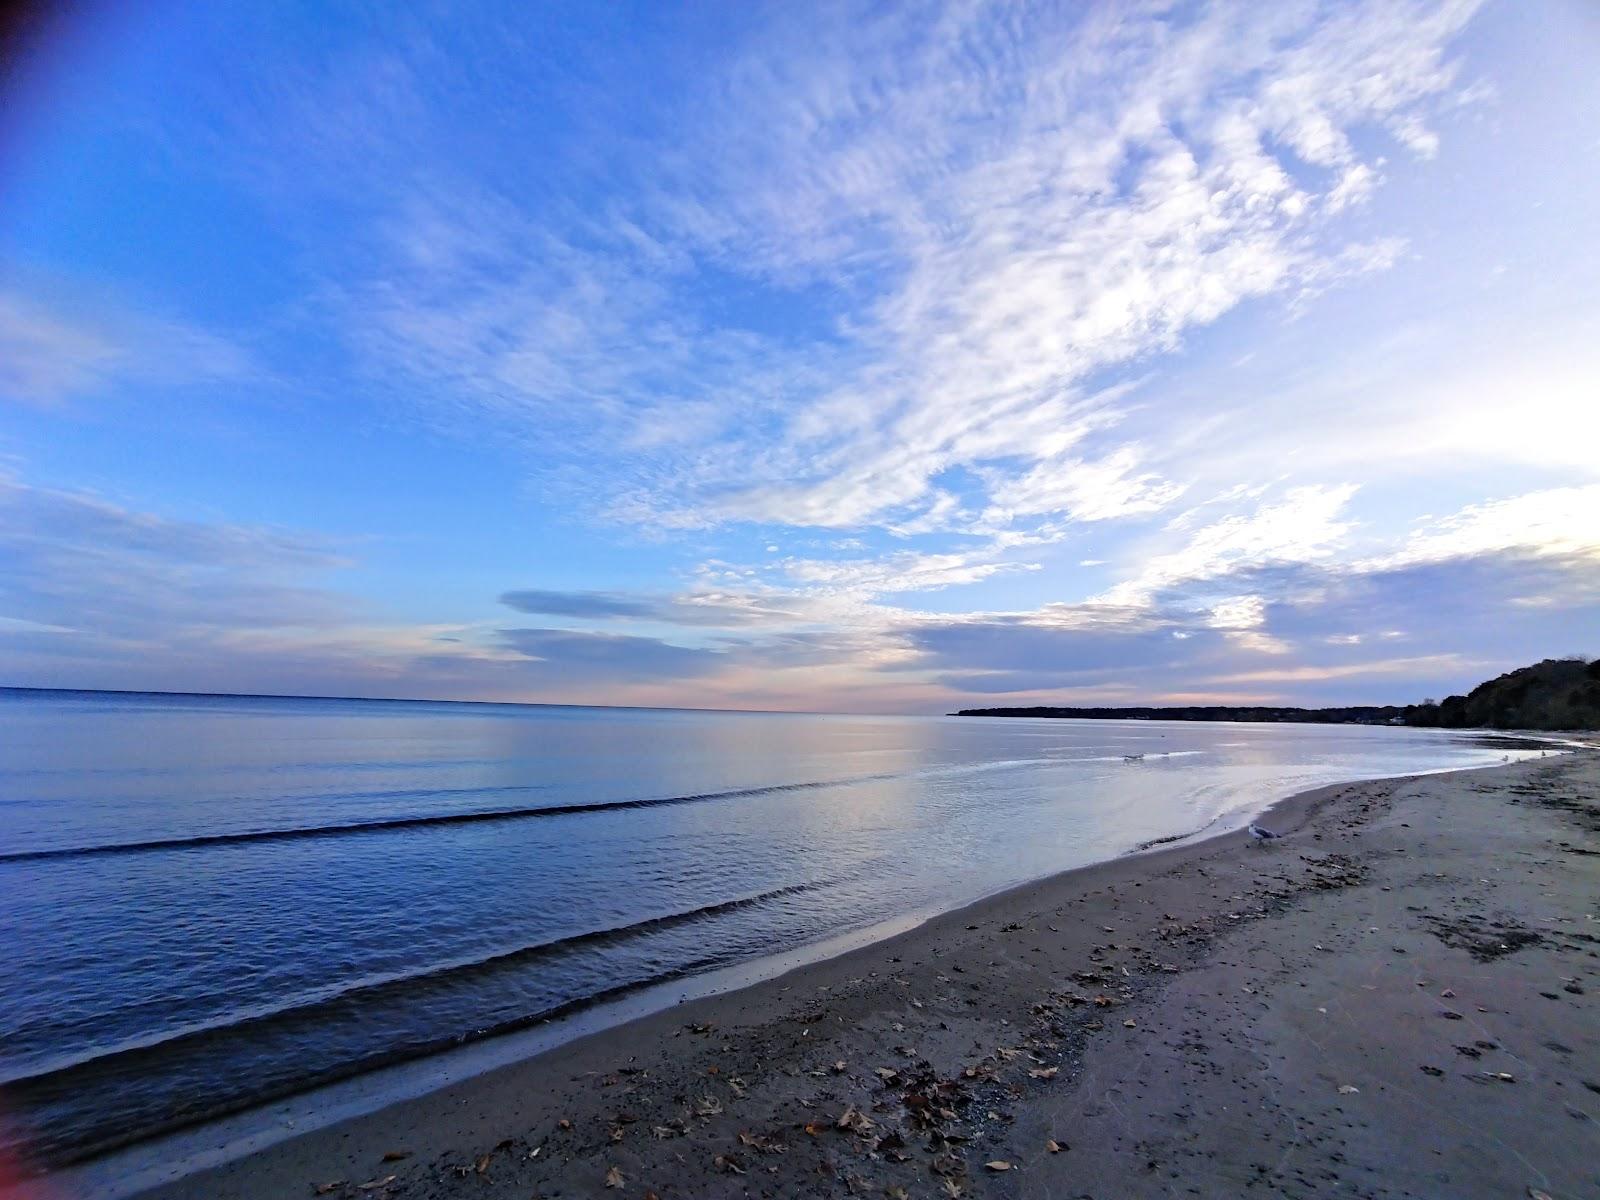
left=0, top=0, right=1597, bottom=714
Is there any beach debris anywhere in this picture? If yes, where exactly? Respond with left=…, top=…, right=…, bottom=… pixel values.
left=356, top=1176, right=396, bottom=1191
left=833, top=1059, right=848, bottom=1073
left=1337, top=1085, right=1360, bottom=1094
left=738, top=1130, right=783, bottom=1153
left=1029, top=1066, right=1059, bottom=1079
left=1485, top=1071, right=1516, bottom=1082
left=379, top=1150, right=409, bottom=1162
left=713, top=1153, right=747, bottom=1174
left=314, top=1183, right=346, bottom=1195
left=558, top=1117, right=572, bottom=1130
left=695, top=1095, right=724, bottom=1116
left=836, top=1106, right=876, bottom=1134
left=609, top=1125, right=624, bottom=1142
left=1046, top=1138, right=1066, bottom=1152
left=1530, top=1189, right=1555, bottom=1200
left=875, top=1066, right=901, bottom=1083
left=1441, top=988, right=1455, bottom=998
left=1439, top=1009, right=1464, bottom=1020
left=876, top=1131, right=911, bottom=1161
left=941, top=1179, right=965, bottom=1197
left=473, top=1153, right=492, bottom=1175
left=985, top=1160, right=1013, bottom=1171
left=887, top=1187, right=911, bottom=1200
left=604, top=1165, right=625, bottom=1188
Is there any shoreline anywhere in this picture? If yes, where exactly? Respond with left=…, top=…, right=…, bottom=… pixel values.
left=8, top=753, right=1499, bottom=1181
left=14, top=745, right=1591, bottom=1200
left=10, top=759, right=1348, bottom=1197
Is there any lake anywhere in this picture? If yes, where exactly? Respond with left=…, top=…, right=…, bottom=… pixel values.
left=0, top=688, right=1538, bottom=1167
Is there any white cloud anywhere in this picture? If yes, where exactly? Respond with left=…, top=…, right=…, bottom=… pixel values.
left=980, top=446, right=1188, bottom=528
left=0, top=290, right=252, bottom=405
left=1375, top=484, right=1600, bottom=567
left=290, top=0, right=1481, bottom=548
left=0, top=293, right=122, bottom=404
left=779, top=545, right=1039, bottom=597
left=1324, top=162, right=1378, bottom=212
left=1100, top=483, right=1360, bottom=605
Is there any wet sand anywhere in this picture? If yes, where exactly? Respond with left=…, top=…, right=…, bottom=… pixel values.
left=21, top=751, right=1600, bottom=1200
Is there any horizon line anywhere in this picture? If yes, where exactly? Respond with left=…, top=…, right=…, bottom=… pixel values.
left=0, top=683, right=862, bottom=719
left=2, top=682, right=1444, bottom=719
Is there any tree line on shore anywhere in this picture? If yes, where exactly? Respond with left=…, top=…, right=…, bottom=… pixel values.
left=954, top=657, right=1600, bottom=732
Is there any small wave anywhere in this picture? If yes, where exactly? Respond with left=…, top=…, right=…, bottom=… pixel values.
left=3, top=943, right=740, bottom=1169
left=0, top=877, right=828, bottom=1091
left=0, top=758, right=1083, bottom=864
left=0, top=776, right=904, bottom=863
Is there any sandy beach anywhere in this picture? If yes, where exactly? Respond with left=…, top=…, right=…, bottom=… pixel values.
left=23, top=749, right=1599, bottom=1200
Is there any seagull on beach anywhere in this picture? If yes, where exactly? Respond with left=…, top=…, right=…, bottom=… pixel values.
left=1248, top=823, right=1281, bottom=845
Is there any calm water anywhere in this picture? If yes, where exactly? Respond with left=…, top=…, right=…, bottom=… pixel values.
left=0, top=689, right=1538, bottom=1167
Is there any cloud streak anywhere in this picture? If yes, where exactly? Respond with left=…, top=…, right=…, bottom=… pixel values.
left=0, top=290, right=253, bottom=406
left=264, top=0, right=1486, bottom=547
left=500, top=588, right=803, bottom=627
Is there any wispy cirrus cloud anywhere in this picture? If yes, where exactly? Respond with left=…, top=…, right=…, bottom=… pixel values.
left=0, top=476, right=350, bottom=641
left=500, top=587, right=805, bottom=627
left=0, top=289, right=253, bottom=406
left=251, top=0, right=1486, bottom=548
left=1098, top=483, right=1361, bottom=606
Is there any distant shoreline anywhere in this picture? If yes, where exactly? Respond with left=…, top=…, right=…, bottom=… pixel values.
left=952, top=704, right=1424, bottom=725
left=955, top=656, right=1600, bottom=732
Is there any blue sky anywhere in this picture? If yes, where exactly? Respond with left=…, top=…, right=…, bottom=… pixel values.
left=2, top=0, right=1596, bottom=712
